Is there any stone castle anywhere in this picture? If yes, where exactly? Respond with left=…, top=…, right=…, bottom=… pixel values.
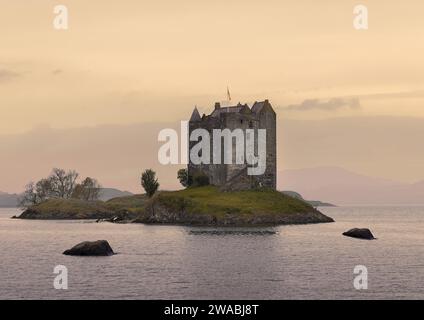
left=188, top=99, right=276, bottom=190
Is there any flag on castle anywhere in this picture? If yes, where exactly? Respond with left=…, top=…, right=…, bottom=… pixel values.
left=227, top=86, right=231, bottom=101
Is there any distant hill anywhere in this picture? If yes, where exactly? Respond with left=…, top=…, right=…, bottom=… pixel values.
left=0, top=191, right=19, bottom=208
left=99, top=188, right=133, bottom=201
left=279, top=166, right=424, bottom=205
left=281, top=191, right=335, bottom=207
left=0, top=188, right=133, bottom=207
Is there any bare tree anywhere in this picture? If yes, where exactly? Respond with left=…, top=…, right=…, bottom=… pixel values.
left=35, top=178, right=54, bottom=201
left=18, top=182, right=38, bottom=209
left=72, top=177, right=101, bottom=201
left=65, top=170, right=79, bottom=198
left=19, top=168, right=103, bottom=208
left=49, top=168, right=79, bottom=199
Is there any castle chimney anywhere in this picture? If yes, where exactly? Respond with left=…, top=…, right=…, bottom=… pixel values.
left=214, top=102, right=221, bottom=110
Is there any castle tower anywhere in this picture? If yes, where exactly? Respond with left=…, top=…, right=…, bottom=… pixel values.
left=251, top=100, right=277, bottom=189
left=188, top=100, right=276, bottom=190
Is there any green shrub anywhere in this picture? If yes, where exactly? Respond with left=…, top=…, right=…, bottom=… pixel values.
left=193, top=172, right=209, bottom=186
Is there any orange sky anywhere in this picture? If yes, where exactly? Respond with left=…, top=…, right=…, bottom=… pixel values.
left=1, top=1, right=424, bottom=192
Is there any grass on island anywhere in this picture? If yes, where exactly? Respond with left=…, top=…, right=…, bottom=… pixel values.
left=21, top=186, right=316, bottom=219
left=29, top=198, right=109, bottom=213
left=105, top=194, right=148, bottom=214
left=153, top=186, right=315, bottom=217
left=22, top=194, right=149, bottom=219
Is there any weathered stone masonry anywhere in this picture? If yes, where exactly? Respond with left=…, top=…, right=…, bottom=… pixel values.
left=188, top=100, right=276, bottom=190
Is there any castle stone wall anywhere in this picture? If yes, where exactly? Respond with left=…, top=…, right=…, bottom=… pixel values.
left=188, top=100, right=276, bottom=190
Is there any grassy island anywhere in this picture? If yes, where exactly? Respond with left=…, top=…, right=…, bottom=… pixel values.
left=17, top=186, right=334, bottom=226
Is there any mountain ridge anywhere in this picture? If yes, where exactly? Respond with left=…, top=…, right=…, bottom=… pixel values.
left=279, top=166, right=424, bottom=205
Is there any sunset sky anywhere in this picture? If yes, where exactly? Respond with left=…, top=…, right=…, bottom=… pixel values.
left=1, top=0, right=424, bottom=193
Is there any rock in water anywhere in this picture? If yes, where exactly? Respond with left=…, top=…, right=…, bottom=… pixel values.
left=63, top=240, right=114, bottom=256
left=343, top=228, right=375, bottom=240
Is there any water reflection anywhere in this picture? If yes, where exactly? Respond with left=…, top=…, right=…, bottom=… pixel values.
left=188, top=229, right=277, bottom=236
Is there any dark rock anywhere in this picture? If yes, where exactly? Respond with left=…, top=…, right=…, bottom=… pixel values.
left=63, top=240, right=115, bottom=256
left=343, top=228, right=375, bottom=240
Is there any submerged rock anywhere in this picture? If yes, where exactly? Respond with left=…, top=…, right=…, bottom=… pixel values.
left=63, top=240, right=115, bottom=256
left=343, top=228, right=375, bottom=240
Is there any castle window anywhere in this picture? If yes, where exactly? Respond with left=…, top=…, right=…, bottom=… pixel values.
left=240, top=120, right=243, bottom=124
left=249, top=121, right=253, bottom=128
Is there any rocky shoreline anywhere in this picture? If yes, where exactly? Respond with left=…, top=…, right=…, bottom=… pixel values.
left=17, top=207, right=118, bottom=220
left=133, top=186, right=334, bottom=226
left=134, top=203, right=334, bottom=226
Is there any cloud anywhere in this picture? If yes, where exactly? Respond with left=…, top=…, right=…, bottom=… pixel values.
left=283, top=97, right=361, bottom=111
left=52, top=69, right=63, bottom=75
left=0, top=69, right=20, bottom=82
left=358, top=90, right=424, bottom=100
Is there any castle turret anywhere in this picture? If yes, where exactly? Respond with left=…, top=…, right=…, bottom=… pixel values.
left=190, top=106, right=201, bottom=122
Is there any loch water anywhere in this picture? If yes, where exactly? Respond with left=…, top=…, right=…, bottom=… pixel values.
left=0, top=206, right=423, bottom=299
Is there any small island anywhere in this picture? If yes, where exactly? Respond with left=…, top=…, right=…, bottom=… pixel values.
left=16, top=185, right=333, bottom=226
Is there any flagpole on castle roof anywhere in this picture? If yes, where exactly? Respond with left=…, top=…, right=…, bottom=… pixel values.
left=227, top=86, right=231, bottom=102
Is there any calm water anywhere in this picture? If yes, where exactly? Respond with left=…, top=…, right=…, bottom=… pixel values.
left=0, top=206, right=423, bottom=300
